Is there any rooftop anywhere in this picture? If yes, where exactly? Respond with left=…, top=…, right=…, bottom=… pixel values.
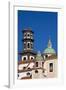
left=22, top=28, right=34, bottom=33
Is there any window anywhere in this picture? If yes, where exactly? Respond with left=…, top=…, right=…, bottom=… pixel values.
left=23, top=57, right=26, bottom=61
left=27, top=72, right=30, bottom=75
left=45, top=55, right=48, bottom=58
left=35, top=70, right=38, bottom=73
left=42, top=62, right=44, bottom=67
left=31, top=57, right=34, bottom=60
left=31, top=57, right=33, bottom=60
left=31, top=57, right=33, bottom=59
left=23, top=67, right=26, bottom=70
left=36, top=62, right=38, bottom=67
left=28, top=43, right=30, bottom=48
left=49, top=63, right=53, bottom=72
left=30, top=56, right=34, bottom=60
left=42, top=70, right=44, bottom=73
left=27, top=34, right=30, bottom=37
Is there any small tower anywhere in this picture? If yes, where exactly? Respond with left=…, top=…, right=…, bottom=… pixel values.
left=22, top=28, right=34, bottom=51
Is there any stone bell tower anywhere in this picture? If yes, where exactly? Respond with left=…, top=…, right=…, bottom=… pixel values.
left=19, top=28, right=36, bottom=62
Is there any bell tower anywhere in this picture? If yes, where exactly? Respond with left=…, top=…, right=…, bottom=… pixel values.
left=18, top=28, right=36, bottom=62
left=22, top=28, right=34, bottom=51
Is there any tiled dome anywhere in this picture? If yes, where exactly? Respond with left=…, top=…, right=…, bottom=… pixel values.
left=44, top=48, right=56, bottom=54
left=43, top=39, right=56, bottom=54
left=36, top=51, right=43, bottom=60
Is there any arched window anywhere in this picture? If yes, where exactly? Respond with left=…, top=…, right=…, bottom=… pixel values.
left=31, top=57, right=33, bottom=60
left=49, top=63, right=53, bottom=72
left=30, top=56, right=34, bottom=60
left=35, top=70, right=38, bottom=73
left=23, top=57, right=26, bottom=61
left=28, top=43, right=30, bottom=48
left=23, top=67, right=26, bottom=70
left=27, top=33, right=30, bottom=38
left=36, top=62, right=38, bottom=67
left=42, top=70, right=44, bottom=73
left=27, top=34, right=30, bottom=37
left=22, top=56, right=27, bottom=61
left=45, top=55, right=48, bottom=58
left=42, top=62, right=44, bottom=67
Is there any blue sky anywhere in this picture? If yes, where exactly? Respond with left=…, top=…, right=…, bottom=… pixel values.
left=18, top=10, right=57, bottom=58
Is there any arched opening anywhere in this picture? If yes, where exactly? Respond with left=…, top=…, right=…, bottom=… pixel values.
left=35, top=70, right=38, bottom=73
left=23, top=57, right=26, bottom=61
left=27, top=43, right=30, bottom=48
left=45, top=55, right=48, bottom=58
left=36, top=62, right=38, bottom=67
left=49, top=63, right=53, bottom=72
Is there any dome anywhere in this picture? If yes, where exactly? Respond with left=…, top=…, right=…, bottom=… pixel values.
left=43, top=39, right=56, bottom=54
left=36, top=51, right=43, bottom=61
left=44, top=48, right=56, bottom=54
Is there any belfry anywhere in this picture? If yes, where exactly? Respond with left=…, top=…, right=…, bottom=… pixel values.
left=19, top=28, right=36, bottom=62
